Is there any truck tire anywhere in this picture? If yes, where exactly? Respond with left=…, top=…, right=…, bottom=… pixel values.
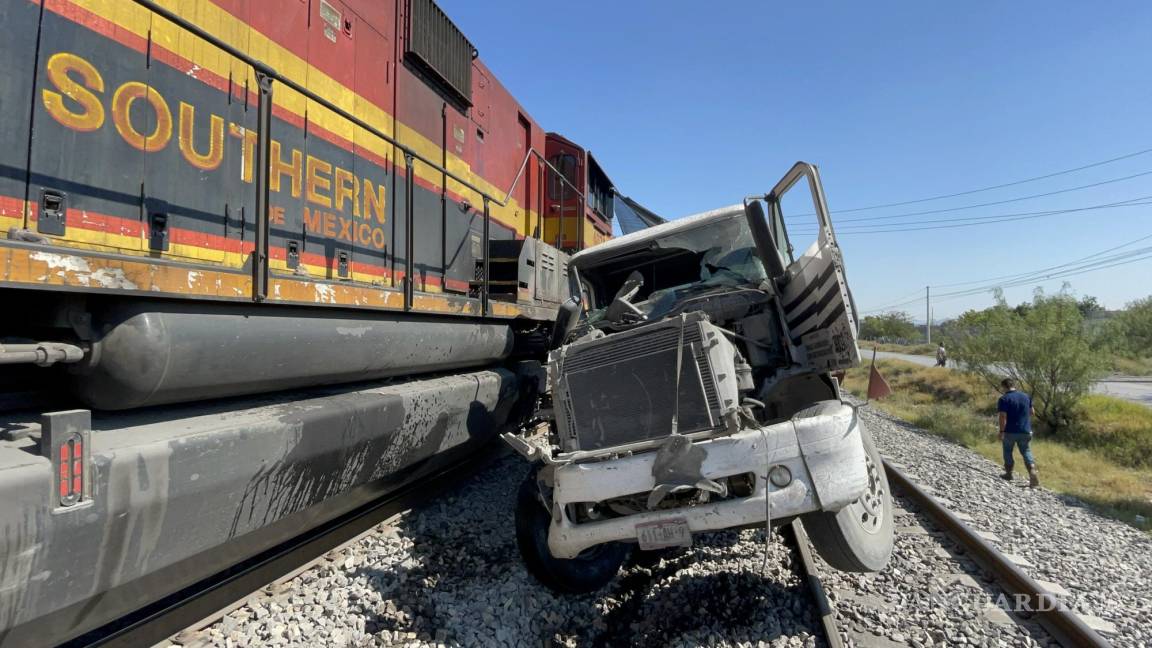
left=801, top=416, right=893, bottom=572
left=515, top=470, right=628, bottom=594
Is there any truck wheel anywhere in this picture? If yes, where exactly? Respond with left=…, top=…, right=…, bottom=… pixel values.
left=801, top=426, right=893, bottom=572
left=515, top=470, right=628, bottom=594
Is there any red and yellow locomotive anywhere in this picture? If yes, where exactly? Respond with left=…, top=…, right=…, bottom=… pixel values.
left=0, top=3, right=622, bottom=642
left=0, top=0, right=615, bottom=409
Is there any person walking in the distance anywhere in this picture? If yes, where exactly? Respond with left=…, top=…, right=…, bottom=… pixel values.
left=998, top=378, right=1039, bottom=487
left=935, top=343, right=947, bottom=367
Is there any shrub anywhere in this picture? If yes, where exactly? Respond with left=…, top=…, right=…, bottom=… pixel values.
left=1066, top=395, right=1152, bottom=469
left=1115, top=296, right=1152, bottom=356
left=860, top=311, right=919, bottom=342
left=951, top=290, right=1106, bottom=432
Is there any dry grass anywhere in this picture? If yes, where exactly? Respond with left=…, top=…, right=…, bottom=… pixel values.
left=844, top=359, right=1152, bottom=532
left=858, top=340, right=937, bottom=356
left=1067, top=395, right=1152, bottom=467
left=858, top=339, right=1152, bottom=376
left=1111, top=355, right=1152, bottom=376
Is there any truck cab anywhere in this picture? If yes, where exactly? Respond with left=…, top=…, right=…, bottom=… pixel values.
left=506, top=162, right=893, bottom=593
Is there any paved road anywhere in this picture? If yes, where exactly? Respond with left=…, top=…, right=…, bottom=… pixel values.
left=871, top=350, right=1152, bottom=408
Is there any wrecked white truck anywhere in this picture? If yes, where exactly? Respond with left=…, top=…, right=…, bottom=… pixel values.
left=504, top=162, right=893, bottom=593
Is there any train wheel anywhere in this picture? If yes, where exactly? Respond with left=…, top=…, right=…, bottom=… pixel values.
left=515, top=470, right=627, bottom=594
left=802, top=425, right=894, bottom=572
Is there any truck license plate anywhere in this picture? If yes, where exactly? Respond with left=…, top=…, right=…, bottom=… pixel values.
left=636, top=517, right=692, bottom=550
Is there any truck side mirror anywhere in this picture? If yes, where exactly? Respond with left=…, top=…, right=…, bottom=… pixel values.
left=550, top=296, right=582, bottom=349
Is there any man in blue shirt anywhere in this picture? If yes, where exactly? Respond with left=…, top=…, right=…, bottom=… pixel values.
left=997, top=378, right=1039, bottom=487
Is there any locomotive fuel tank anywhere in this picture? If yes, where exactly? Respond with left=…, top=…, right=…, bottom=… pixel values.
left=70, top=301, right=515, bottom=410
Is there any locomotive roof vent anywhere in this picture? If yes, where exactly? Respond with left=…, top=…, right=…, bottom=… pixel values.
left=405, top=0, right=474, bottom=106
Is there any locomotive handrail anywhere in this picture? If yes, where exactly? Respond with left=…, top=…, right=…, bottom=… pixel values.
left=501, top=148, right=587, bottom=249
left=502, top=148, right=584, bottom=209
left=128, top=0, right=595, bottom=312
left=128, top=0, right=500, bottom=312
left=129, top=0, right=508, bottom=211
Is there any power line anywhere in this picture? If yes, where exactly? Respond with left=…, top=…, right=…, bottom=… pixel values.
left=865, top=251, right=1152, bottom=313
left=789, top=196, right=1152, bottom=236
left=924, top=246, right=1152, bottom=304
left=786, top=168, right=1152, bottom=225
left=929, top=231, right=1152, bottom=289
left=860, top=289, right=927, bottom=314
left=813, top=146, right=1152, bottom=214
left=861, top=295, right=926, bottom=314
left=858, top=231, right=1152, bottom=313
left=793, top=197, right=1152, bottom=234
left=804, top=203, right=1152, bottom=235
left=839, top=197, right=1152, bottom=230
left=930, top=252, right=1152, bottom=305
left=934, top=246, right=1152, bottom=300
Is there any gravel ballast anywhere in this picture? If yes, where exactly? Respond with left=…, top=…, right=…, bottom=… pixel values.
left=857, top=402, right=1152, bottom=647
left=186, top=402, right=1151, bottom=647
left=194, top=455, right=824, bottom=648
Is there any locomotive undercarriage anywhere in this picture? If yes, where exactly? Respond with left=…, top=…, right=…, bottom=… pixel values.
left=0, top=240, right=561, bottom=645
left=0, top=364, right=530, bottom=646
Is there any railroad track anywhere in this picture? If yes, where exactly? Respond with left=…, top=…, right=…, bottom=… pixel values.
left=63, top=446, right=508, bottom=648
left=72, top=445, right=1117, bottom=647
left=784, top=520, right=844, bottom=648
left=880, top=459, right=1113, bottom=648
left=792, top=457, right=1115, bottom=648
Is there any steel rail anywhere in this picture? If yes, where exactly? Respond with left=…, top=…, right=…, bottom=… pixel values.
left=786, top=520, right=844, bottom=648
left=66, top=445, right=508, bottom=648
left=883, top=460, right=1113, bottom=648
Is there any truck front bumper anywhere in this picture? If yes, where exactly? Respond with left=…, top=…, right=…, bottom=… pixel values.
left=547, top=401, right=868, bottom=558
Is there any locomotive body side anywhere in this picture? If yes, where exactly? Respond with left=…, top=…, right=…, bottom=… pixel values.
left=0, top=2, right=622, bottom=642
left=2, top=0, right=578, bottom=318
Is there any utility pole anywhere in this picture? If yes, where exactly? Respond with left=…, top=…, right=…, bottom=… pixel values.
left=926, top=285, right=931, bottom=344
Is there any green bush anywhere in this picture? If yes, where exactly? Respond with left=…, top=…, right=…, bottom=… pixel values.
left=951, top=290, right=1105, bottom=432
left=1065, top=395, right=1152, bottom=469
left=859, top=311, right=920, bottom=342
left=1115, top=296, right=1152, bottom=356
left=858, top=340, right=937, bottom=355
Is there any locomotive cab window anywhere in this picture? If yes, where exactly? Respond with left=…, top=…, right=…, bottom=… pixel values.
left=548, top=154, right=578, bottom=199
left=586, top=157, right=614, bottom=221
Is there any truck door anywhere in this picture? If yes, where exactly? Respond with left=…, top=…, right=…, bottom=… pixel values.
left=748, top=162, right=860, bottom=372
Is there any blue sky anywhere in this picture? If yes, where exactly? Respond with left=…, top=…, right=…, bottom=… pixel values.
left=441, top=1, right=1152, bottom=321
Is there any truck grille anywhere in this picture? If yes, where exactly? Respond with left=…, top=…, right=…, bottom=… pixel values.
left=555, top=316, right=724, bottom=453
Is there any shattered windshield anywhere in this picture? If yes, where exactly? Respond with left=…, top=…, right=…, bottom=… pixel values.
left=585, top=214, right=767, bottom=324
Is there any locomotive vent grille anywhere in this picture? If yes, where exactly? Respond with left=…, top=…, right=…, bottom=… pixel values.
left=406, top=0, right=474, bottom=105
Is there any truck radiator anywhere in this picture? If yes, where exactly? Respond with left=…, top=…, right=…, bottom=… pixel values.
left=553, top=314, right=730, bottom=453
